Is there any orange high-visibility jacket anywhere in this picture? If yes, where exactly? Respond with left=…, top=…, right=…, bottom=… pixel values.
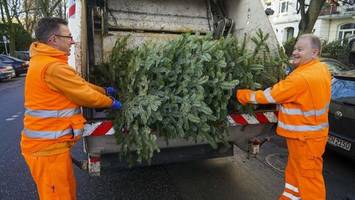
left=21, top=42, right=113, bottom=155
left=237, top=59, right=331, bottom=139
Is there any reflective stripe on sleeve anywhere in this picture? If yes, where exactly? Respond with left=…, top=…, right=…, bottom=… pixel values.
left=25, top=108, right=81, bottom=118
left=278, top=121, right=328, bottom=132
left=264, top=87, right=276, bottom=103
left=280, top=104, right=329, bottom=117
left=250, top=92, right=257, bottom=104
left=73, top=129, right=84, bottom=137
left=282, top=191, right=301, bottom=200
left=23, top=128, right=83, bottom=139
left=285, top=183, right=299, bottom=193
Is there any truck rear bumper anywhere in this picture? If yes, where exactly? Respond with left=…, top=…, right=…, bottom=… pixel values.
left=83, top=124, right=272, bottom=154
left=92, top=143, right=233, bottom=175
left=81, top=110, right=277, bottom=175
left=82, top=124, right=275, bottom=176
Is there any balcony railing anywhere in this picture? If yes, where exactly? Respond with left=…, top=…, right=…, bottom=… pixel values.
left=319, top=6, right=340, bottom=15
left=320, top=5, right=355, bottom=16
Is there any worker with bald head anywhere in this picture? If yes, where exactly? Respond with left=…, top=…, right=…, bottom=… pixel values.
left=236, top=34, right=331, bottom=200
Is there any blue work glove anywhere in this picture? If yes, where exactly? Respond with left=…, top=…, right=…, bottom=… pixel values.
left=105, top=87, right=117, bottom=97
left=111, top=99, right=122, bottom=110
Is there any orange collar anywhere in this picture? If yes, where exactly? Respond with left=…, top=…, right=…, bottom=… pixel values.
left=294, top=59, right=320, bottom=72
left=29, top=42, right=68, bottom=62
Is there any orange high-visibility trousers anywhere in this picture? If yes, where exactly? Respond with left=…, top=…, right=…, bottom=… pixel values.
left=279, top=137, right=327, bottom=200
left=22, top=151, right=76, bottom=200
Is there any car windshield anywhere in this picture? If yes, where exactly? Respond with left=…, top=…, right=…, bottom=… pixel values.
left=332, top=78, right=355, bottom=104
left=320, top=58, right=351, bottom=74
left=326, top=62, right=346, bottom=73
left=0, top=55, right=23, bottom=62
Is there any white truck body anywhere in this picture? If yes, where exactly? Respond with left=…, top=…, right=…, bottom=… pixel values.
left=68, top=0, right=279, bottom=176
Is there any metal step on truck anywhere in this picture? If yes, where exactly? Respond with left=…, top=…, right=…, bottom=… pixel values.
left=68, top=0, right=280, bottom=176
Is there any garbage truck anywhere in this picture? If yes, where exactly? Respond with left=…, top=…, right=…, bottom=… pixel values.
left=68, top=0, right=279, bottom=176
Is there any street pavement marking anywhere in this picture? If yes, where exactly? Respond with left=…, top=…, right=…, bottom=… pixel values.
left=5, top=112, right=22, bottom=121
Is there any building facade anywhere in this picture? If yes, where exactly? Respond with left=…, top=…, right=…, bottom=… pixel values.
left=263, top=0, right=355, bottom=44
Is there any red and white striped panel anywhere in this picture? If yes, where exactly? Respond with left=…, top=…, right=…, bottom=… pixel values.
left=83, top=121, right=114, bottom=137
left=227, top=111, right=278, bottom=126
left=68, top=0, right=76, bottom=18
left=83, top=112, right=278, bottom=136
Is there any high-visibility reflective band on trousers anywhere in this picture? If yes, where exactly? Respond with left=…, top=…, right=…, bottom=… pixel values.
left=279, top=137, right=328, bottom=200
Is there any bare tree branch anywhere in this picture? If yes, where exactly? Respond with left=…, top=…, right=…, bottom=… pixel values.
left=0, top=1, right=7, bottom=24
left=0, top=0, right=16, bottom=55
left=297, top=0, right=326, bottom=38
left=49, top=0, right=62, bottom=16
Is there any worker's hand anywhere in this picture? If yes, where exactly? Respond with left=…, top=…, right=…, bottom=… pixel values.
left=111, top=99, right=122, bottom=110
left=236, top=89, right=252, bottom=105
left=105, top=87, right=117, bottom=97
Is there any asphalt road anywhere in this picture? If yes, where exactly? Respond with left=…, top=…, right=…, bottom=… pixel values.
left=0, top=76, right=354, bottom=200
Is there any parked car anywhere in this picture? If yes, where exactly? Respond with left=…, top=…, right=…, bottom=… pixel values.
left=285, top=58, right=350, bottom=76
left=14, top=51, right=30, bottom=61
left=320, top=57, right=350, bottom=75
left=327, top=70, right=355, bottom=159
left=0, top=54, right=29, bottom=76
left=0, top=61, right=15, bottom=81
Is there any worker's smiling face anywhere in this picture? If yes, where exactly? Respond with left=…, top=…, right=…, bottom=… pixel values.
left=49, top=24, right=75, bottom=56
left=291, top=37, right=319, bottom=67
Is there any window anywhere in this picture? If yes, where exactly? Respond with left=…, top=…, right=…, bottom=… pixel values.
left=332, top=78, right=355, bottom=101
left=283, top=27, right=294, bottom=42
left=279, top=1, right=289, bottom=14
left=338, top=23, right=355, bottom=41
left=264, top=0, right=272, bottom=6
left=286, top=27, right=294, bottom=40
left=342, top=0, right=354, bottom=6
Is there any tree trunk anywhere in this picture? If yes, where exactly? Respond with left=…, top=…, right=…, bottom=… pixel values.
left=8, top=23, right=15, bottom=55
left=297, top=0, right=326, bottom=38
left=0, top=0, right=16, bottom=55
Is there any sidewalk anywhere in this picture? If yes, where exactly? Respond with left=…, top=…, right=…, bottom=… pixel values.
left=231, top=123, right=289, bottom=176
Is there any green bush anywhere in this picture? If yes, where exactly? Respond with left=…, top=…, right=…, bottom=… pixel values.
left=321, top=39, right=350, bottom=63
